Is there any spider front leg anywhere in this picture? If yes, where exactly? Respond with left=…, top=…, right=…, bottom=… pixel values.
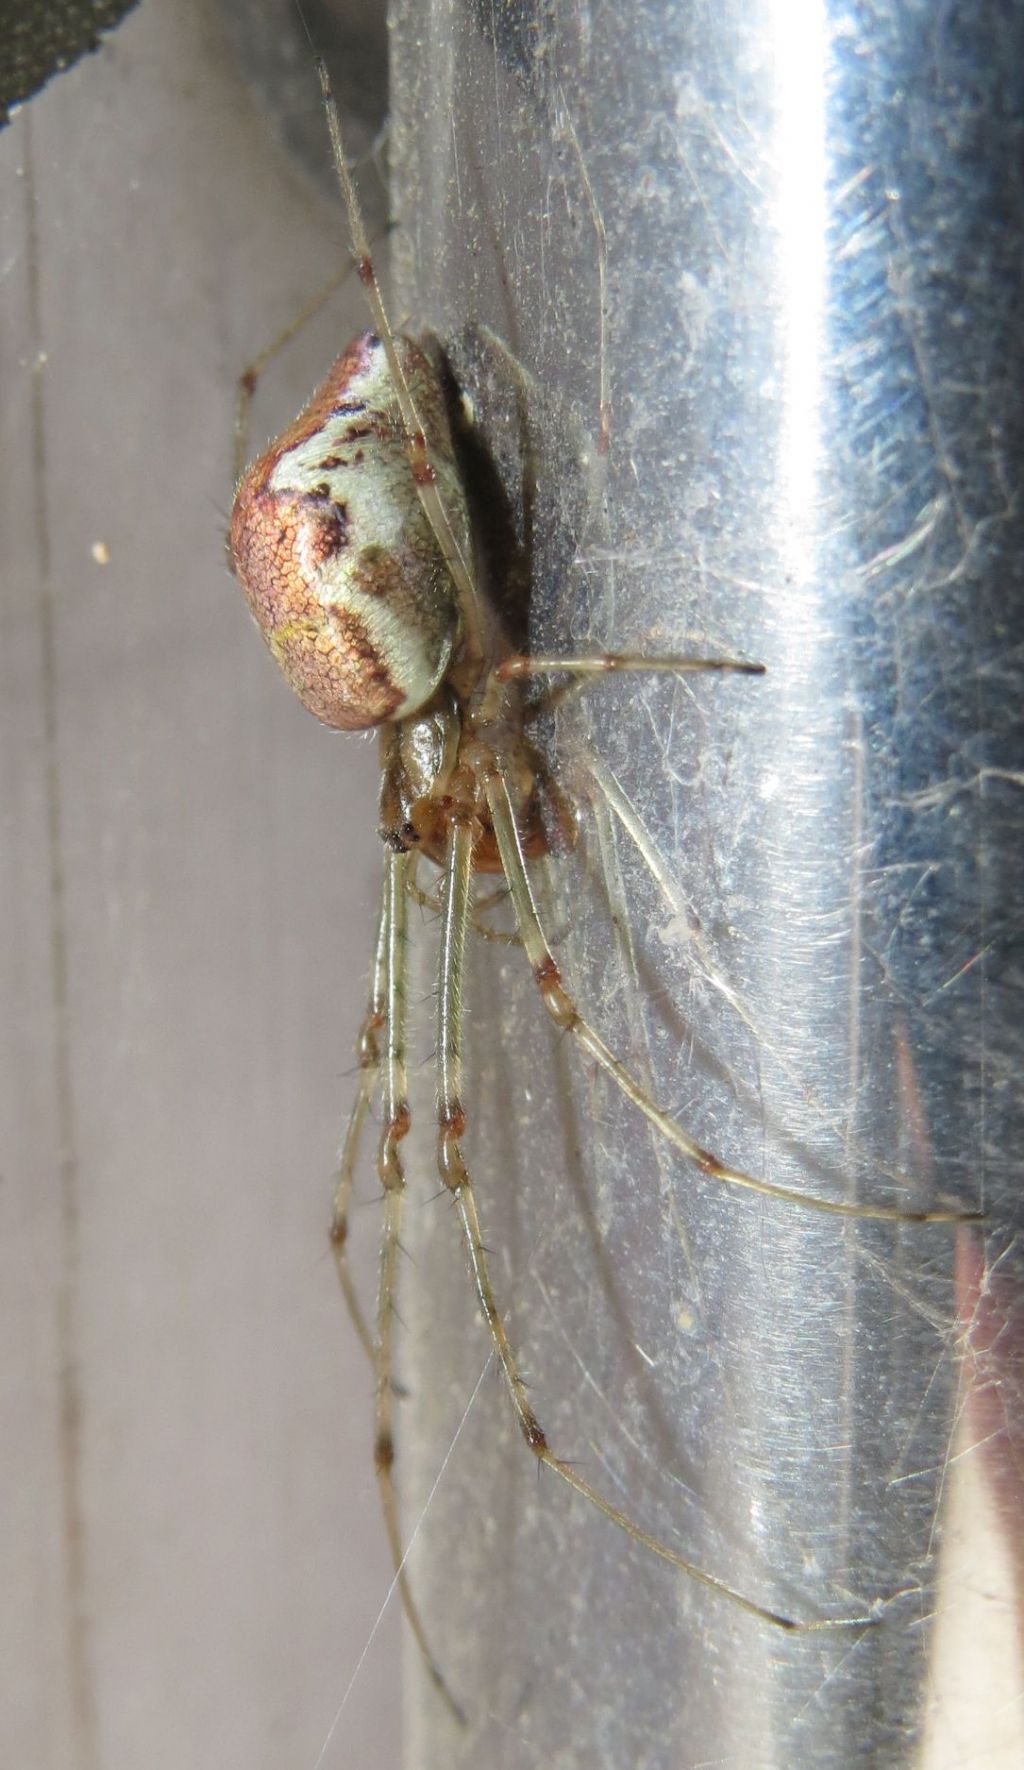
left=433, top=819, right=870, bottom=1630
left=363, top=848, right=464, bottom=1725
left=317, top=58, right=485, bottom=672
left=232, top=263, right=357, bottom=486
left=496, top=651, right=767, bottom=683
left=480, top=651, right=766, bottom=726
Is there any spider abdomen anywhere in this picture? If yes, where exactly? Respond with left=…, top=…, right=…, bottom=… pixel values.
left=230, top=332, right=468, bottom=731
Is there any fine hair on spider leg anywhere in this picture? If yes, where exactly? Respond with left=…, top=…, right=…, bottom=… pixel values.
left=226, top=61, right=979, bottom=1722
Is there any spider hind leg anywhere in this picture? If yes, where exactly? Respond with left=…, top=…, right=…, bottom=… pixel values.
left=433, top=816, right=876, bottom=1632
left=484, top=770, right=974, bottom=1227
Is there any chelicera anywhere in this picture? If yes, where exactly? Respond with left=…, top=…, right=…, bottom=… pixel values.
left=228, top=62, right=971, bottom=1721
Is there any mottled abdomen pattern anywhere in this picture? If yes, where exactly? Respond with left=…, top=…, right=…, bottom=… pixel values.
left=230, top=332, right=468, bottom=730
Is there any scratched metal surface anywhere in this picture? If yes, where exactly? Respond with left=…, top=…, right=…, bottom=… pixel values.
left=390, top=2, right=1024, bottom=1767
left=0, top=3, right=400, bottom=1767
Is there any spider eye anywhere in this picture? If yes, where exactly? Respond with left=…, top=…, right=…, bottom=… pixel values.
left=379, top=821, right=420, bottom=853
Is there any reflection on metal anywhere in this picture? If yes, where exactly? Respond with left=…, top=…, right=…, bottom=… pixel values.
left=390, top=1, right=1024, bottom=1766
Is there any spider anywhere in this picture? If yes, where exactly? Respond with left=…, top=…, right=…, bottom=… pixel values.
left=227, top=62, right=972, bottom=1723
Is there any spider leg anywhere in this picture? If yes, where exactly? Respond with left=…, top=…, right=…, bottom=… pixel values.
left=368, top=849, right=465, bottom=1724
left=484, top=771, right=976, bottom=1225
left=553, top=86, right=610, bottom=466
left=580, top=755, right=865, bottom=1150
left=317, top=59, right=484, bottom=670
left=233, top=262, right=357, bottom=486
left=328, top=872, right=390, bottom=1365
left=408, top=873, right=520, bottom=945
left=435, top=820, right=873, bottom=1629
left=464, top=919, right=521, bottom=946
left=497, top=650, right=766, bottom=684
left=481, top=651, right=765, bottom=723
left=465, top=882, right=522, bottom=944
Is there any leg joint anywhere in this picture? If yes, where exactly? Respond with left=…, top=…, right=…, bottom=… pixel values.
left=540, top=980, right=578, bottom=1031
left=533, top=955, right=578, bottom=1029
left=521, top=1412, right=549, bottom=1455
left=379, top=1103, right=410, bottom=1191
left=438, top=1107, right=468, bottom=1192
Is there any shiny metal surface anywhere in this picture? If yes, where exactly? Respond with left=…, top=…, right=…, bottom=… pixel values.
left=391, top=2, right=1024, bottom=1765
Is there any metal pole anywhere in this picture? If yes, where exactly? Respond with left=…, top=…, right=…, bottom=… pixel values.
left=391, top=2, right=1024, bottom=1765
